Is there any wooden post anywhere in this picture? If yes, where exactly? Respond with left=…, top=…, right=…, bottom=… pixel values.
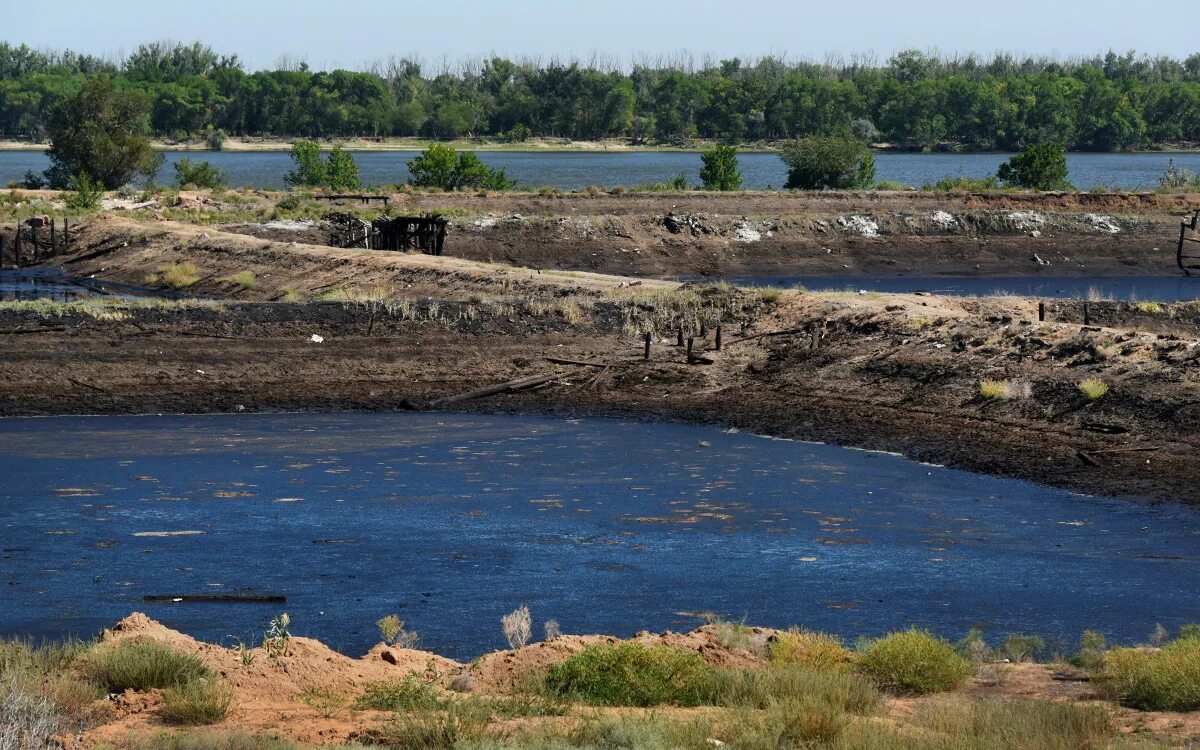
left=676, top=327, right=684, bottom=346
left=700, top=322, right=707, bottom=337
left=643, top=332, right=652, bottom=360
left=0, top=235, right=5, bottom=268
left=13, top=226, right=21, bottom=267
left=687, top=337, right=694, bottom=357
left=1083, top=302, right=1090, bottom=326
left=31, top=224, right=38, bottom=263
left=63, top=217, right=69, bottom=248
left=715, top=325, right=722, bottom=351
left=49, top=220, right=56, bottom=254
left=1038, top=302, right=1045, bottom=322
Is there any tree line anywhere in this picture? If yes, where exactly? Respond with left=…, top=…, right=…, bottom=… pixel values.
left=3, top=42, right=1200, bottom=151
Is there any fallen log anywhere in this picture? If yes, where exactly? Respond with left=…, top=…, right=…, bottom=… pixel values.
left=143, top=593, right=286, bottom=603
left=428, top=370, right=576, bottom=407
left=61, top=238, right=130, bottom=265
left=545, top=356, right=611, bottom=368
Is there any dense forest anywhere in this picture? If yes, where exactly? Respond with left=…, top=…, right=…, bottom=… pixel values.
left=2, top=41, right=1200, bottom=151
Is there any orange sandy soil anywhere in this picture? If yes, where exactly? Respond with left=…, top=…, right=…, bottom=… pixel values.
left=72, top=614, right=1200, bottom=748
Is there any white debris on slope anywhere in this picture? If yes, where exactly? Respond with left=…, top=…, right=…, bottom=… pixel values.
left=1003, top=211, right=1046, bottom=231
left=263, top=219, right=317, bottom=231
left=472, top=214, right=498, bottom=230
left=1084, top=214, right=1121, bottom=234
left=837, top=215, right=879, bottom=237
left=733, top=221, right=762, bottom=243
left=927, top=210, right=958, bottom=230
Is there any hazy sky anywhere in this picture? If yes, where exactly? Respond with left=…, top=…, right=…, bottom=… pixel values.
left=8, top=0, right=1198, bottom=71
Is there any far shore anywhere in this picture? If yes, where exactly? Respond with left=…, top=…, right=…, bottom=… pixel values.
left=2, top=136, right=1198, bottom=155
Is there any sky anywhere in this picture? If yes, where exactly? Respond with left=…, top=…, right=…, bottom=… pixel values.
left=5, top=0, right=1198, bottom=71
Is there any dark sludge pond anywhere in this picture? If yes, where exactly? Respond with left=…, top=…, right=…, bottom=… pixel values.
left=2, top=413, right=1197, bottom=660
left=0, top=268, right=106, bottom=302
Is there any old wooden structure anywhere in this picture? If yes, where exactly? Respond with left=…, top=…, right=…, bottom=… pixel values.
left=2, top=216, right=72, bottom=268
left=326, top=213, right=448, bottom=256
left=1179, top=209, right=1200, bottom=275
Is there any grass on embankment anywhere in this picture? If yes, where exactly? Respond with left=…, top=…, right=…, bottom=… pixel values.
left=10, top=620, right=1200, bottom=750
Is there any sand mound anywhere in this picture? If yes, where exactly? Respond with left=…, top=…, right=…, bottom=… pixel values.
left=102, top=613, right=460, bottom=705
left=463, top=625, right=772, bottom=693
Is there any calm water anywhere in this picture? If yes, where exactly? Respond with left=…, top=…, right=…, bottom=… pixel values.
left=0, top=268, right=101, bottom=301
left=1, top=413, right=1196, bottom=659
left=727, top=275, right=1200, bottom=301
left=3, top=150, right=1199, bottom=191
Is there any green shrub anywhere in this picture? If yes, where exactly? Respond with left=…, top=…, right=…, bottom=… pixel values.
left=407, top=144, right=514, bottom=191
left=699, top=144, right=742, bottom=191
left=923, top=174, right=1002, bottom=192
left=1094, top=638, right=1200, bottom=711
left=727, top=697, right=851, bottom=748
left=84, top=640, right=212, bottom=692
left=767, top=629, right=852, bottom=672
left=568, top=713, right=713, bottom=750
left=284, top=140, right=327, bottom=188
left=544, top=642, right=717, bottom=706
left=855, top=629, right=973, bottom=694
left=325, top=146, right=360, bottom=192
left=65, top=173, right=105, bottom=211
left=148, top=262, right=201, bottom=289
left=298, top=687, right=349, bottom=718
left=1072, top=630, right=1108, bottom=670
left=1000, top=633, right=1046, bottom=663
left=780, top=134, right=875, bottom=190
left=161, top=678, right=235, bottom=725
left=356, top=677, right=444, bottom=711
left=225, top=271, right=257, bottom=290
left=1178, top=624, right=1200, bottom=640
left=997, top=143, right=1073, bottom=190
left=714, top=664, right=879, bottom=714
left=363, top=701, right=491, bottom=750
left=979, top=379, right=1014, bottom=400
left=205, top=128, right=228, bottom=152
left=174, top=158, right=228, bottom=189
left=1078, top=378, right=1109, bottom=400
left=956, top=629, right=993, bottom=664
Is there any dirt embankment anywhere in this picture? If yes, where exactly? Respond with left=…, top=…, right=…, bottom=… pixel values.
left=3, top=219, right=1200, bottom=503
left=214, top=190, right=1199, bottom=278
left=80, top=613, right=1200, bottom=748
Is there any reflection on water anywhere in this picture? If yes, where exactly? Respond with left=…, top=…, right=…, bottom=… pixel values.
left=727, top=275, right=1200, bottom=302
left=3, top=150, right=1200, bottom=190
left=1, top=413, right=1197, bottom=658
left=0, top=268, right=102, bottom=302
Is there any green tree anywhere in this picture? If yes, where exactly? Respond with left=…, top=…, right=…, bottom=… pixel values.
left=64, top=173, right=104, bottom=211
left=43, top=75, right=157, bottom=189
left=406, top=144, right=514, bottom=190
left=997, top=143, right=1072, bottom=190
left=325, top=146, right=360, bottom=191
left=780, top=135, right=876, bottom=189
left=699, top=144, right=742, bottom=191
left=284, top=139, right=327, bottom=188
left=173, top=158, right=227, bottom=189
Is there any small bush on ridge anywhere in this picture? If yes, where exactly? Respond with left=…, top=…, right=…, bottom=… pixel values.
left=160, top=678, right=235, bottom=725
left=1094, top=637, right=1200, bottom=711
left=544, top=642, right=717, bottom=707
left=84, top=640, right=212, bottom=692
left=767, top=628, right=852, bottom=672
left=855, top=629, right=973, bottom=694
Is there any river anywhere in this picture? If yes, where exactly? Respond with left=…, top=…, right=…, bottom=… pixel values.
left=2, top=412, right=1196, bottom=659
left=3, top=150, right=1199, bottom=191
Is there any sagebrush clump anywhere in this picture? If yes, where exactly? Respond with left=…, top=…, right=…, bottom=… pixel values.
left=545, top=643, right=717, bottom=707
left=855, top=629, right=973, bottom=694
